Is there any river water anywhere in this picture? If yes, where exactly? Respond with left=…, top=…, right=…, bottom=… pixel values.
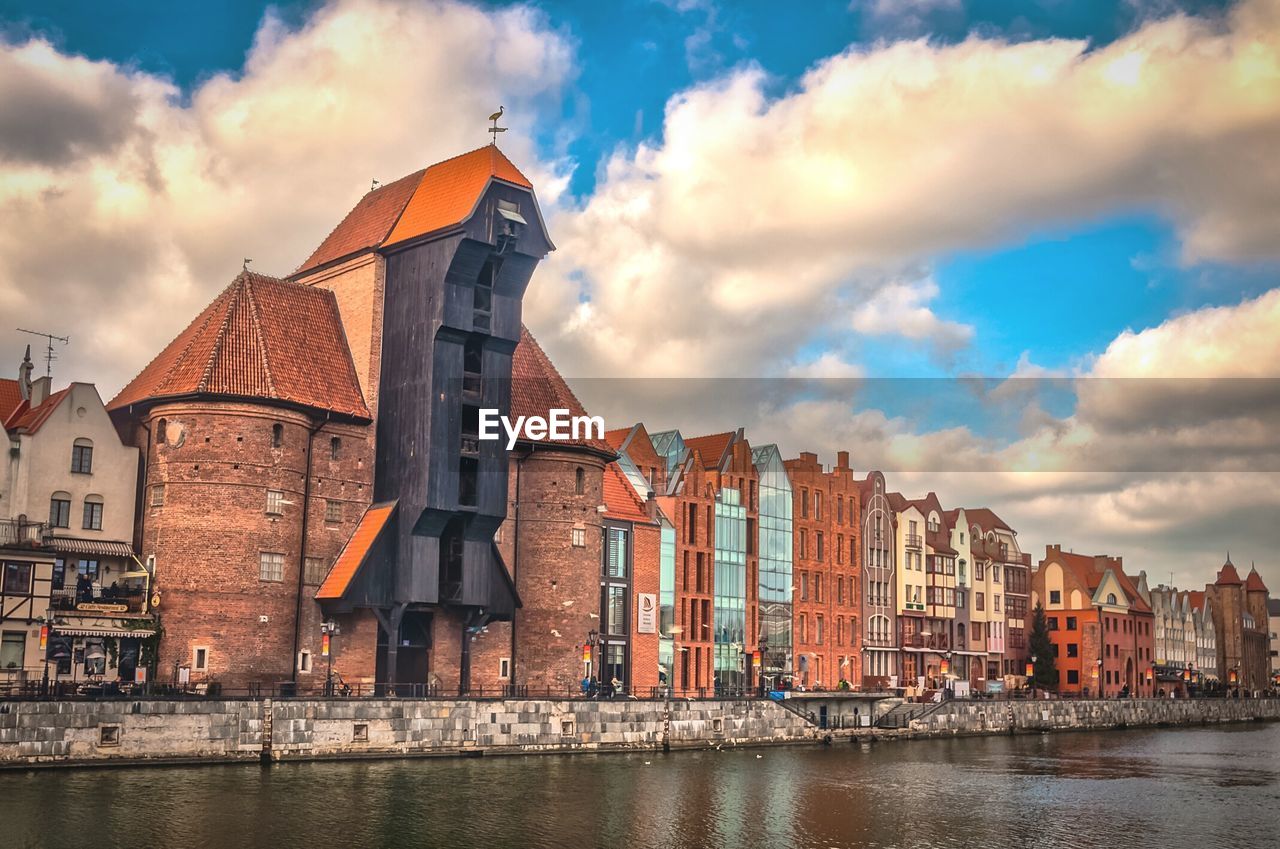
left=2, top=724, right=1277, bottom=849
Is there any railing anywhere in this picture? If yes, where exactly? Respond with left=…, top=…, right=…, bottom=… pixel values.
left=905, top=533, right=923, bottom=549
left=0, top=519, right=45, bottom=548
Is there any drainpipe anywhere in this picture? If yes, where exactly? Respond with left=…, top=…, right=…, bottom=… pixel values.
left=290, top=414, right=327, bottom=684
left=509, top=446, right=528, bottom=690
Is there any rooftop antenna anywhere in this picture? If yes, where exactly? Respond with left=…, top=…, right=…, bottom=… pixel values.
left=371, top=178, right=381, bottom=191
left=16, top=328, right=69, bottom=378
left=488, top=105, right=506, bottom=145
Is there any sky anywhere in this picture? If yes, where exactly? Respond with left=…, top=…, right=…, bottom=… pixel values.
left=0, top=0, right=1278, bottom=590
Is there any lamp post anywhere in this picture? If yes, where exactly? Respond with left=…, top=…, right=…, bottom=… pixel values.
left=321, top=619, right=338, bottom=696
left=586, top=629, right=598, bottom=697
left=1096, top=658, right=1104, bottom=698
left=1027, top=654, right=1037, bottom=697
left=757, top=632, right=769, bottom=699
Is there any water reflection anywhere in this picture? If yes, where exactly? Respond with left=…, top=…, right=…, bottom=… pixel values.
left=1, top=724, right=1276, bottom=849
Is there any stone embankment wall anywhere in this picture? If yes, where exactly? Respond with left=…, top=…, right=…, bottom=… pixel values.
left=2, top=697, right=1277, bottom=768
left=890, top=697, right=1280, bottom=738
left=0, top=698, right=814, bottom=768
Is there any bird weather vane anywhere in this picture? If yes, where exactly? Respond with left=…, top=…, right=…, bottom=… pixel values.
left=488, top=106, right=506, bottom=144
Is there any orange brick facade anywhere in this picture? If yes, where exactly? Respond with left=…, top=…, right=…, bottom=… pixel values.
left=785, top=451, right=861, bottom=690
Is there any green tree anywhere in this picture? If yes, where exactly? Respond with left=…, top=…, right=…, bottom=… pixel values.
left=1028, top=602, right=1058, bottom=689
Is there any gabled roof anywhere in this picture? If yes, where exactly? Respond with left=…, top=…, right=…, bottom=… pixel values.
left=604, top=427, right=631, bottom=451
left=684, top=432, right=735, bottom=470
left=0, top=377, right=21, bottom=424
left=1187, top=590, right=1207, bottom=612
left=5, top=387, right=71, bottom=434
left=108, top=271, right=370, bottom=421
left=1245, top=567, right=1268, bottom=593
left=1215, top=559, right=1243, bottom=586
left=317, top=502, right=395, bottom=601
left=295, top=169, right=425, bottom=275
left=294, top=146, right=535, bottom=276
left=962, top=507, right=1013, bottom=534
left=603, top=462, right=652, bottom=524
left=509, top=325, right=613, bottom=456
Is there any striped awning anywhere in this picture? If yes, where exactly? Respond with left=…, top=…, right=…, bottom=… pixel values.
left=45, top=537, right=135, bottom=558
left=52, top=626, right=155, bottom=638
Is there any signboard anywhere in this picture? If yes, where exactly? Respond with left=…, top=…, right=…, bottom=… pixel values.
left=637, top=593, right=657, bottom=634
left=135, top=666, right=147, bottom=684
left=76, top=602, right=129, bottom=614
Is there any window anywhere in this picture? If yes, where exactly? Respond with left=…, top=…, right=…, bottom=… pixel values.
left=575, top=467, right=585, bottom=495
left=815, top=573, right=823, bottom=603
left=1067, top=643, right=1079, bottom=658
left=156, top=418, right=167, bottom=444
left=329, top=437, right=341, bottom=460
left=272, top=424, right=283, bottom=448
left=77, top=559, right=99, bottom=580
left=304, top=557, right=328, bottom=585
left=605, top=585, right=626, bottom=635
left=297, top=650, right=313, bottom=674
left=499, top=657, right=511, bottom=679
left=837, top=576, right=845, bottom=605
left=49, top=493, right=71, bottom=528
left=1048, top=616, right=1059, bottom=631
left=266, top=490, right=285, bottom=515
left=814, top=491, right=822, bottom=521
left=150, top=485, right=166, bottom=508
left=3, top=562, right=32, bottom=594
left=815, top=615, right=824, bottom=645
left=799, top=529, right=807, bottom=560
left=976, top=562, right=984, bottom=581
left=816, top=532, right=824, bottom=563
left=193, top=646, right=209, bottom=672
left=1, top=631, right=26, bottom=669
left=604, top=527, right=628, bottom=578
left=82, top=496, right=103, bottom=531
left=994, top=594, right=1002, bottom=613
left=1049, top=590, right=1061, bottom=605
left=325, top=500, right=342, bottom=524
left=71, top=439, right=93, bottom=474
left=1066, top=616, right=1077, bottom=630
left=571, top=526, right=586, bottom=547
left=1067, top=670, right=1079, bottom=684
left=800, top=571, right=809, bottom=601
left=259, top=552, right=285, bottom=582
left=976, top=592, right=985, bottom=611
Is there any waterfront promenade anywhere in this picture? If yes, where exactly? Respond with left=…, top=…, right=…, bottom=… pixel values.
left=3, top=695, right=1277, bottom=769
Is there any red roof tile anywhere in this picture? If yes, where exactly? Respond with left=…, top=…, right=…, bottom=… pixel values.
left=295, top=169, right=425, bottom=275
left=604, top=427, right=631, bottom=451
left=961, top=507, right=1013, bottom=533
left=317, top=502, right=395, bottom=600
left=684, top=432, right=734, bottom=469
left=509, top=325, right=613, bottom=455
left=1215, top=560, right=1243, bottom=586
left=603, top=462, right=651, bottom=523
left=1245, top=568, right=1268, bottom=593
left=5, top=387, right=71, bottom=434
left=0, top=378, right=21, bottom=424
left=108, top=271, right=370, bottom=421
left=385, top=146, right=531, bottom=248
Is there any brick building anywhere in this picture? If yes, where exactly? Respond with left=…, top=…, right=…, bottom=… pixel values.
left=1033, top=545, right=1154, bottom=698
left=1205, top=558, right=1272, bottom=692
left=108, top=271, right=376, bottom=690
left=784, top=451, right=860, bottom=690
left=857, top=471, right=897, bottom=687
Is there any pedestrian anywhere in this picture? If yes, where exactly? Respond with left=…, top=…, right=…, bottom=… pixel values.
left=611, top=676, right=623, bottom=698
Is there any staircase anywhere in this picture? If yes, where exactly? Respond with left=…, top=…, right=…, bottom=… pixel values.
left=876, top=699, right=947, bottom=729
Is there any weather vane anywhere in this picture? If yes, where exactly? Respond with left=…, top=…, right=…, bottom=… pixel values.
left=488, top=106, right=506, bottom=144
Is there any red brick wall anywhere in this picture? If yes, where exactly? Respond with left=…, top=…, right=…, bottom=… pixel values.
left=130, top=400, right=373, bottom=690
left=469, top=448, right=607, bottom=695
left=630, top=519, right=662, bottom=694
left=656, top=460, right=715, bottom=693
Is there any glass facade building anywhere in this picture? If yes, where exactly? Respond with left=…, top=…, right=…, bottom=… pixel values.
left=752, top=444, right=793, bottom=686
left=658, top=519, right=676, bottom=690
left=713, top=487, right=748, bottom=690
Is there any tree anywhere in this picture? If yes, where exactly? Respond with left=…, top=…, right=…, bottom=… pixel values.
left=1029, top=602, right=1058, bottom=690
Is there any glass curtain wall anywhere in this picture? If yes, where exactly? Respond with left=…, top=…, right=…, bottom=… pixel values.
left=713, top=488, right=747, bottom=691
left=752, top=444, right=793, bottom=688
left=658, top=519, right=676, bottom=691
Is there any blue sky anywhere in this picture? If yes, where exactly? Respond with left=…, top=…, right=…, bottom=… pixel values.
left=2, top=0, right=1263, bottom=384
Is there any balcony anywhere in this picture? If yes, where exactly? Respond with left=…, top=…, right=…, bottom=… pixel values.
left=51, top=581, right=149, bottom=615
left=905, top=533, right=923, bottom=549
left=0, top=519, right=46, bottom=549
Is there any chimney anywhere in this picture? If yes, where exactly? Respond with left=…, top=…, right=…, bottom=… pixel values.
left=836, top=450, right=850, bottom=470
left=800, top=451, right=818, bottom=465
left=30, top=375, right=50, bottom=406
left=17, top=345, right=32, bottom=401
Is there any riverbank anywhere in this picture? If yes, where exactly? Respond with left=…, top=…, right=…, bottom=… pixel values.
left=2, top=696, right=1277, bottom=769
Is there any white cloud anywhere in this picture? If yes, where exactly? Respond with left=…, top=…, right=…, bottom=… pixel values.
left=849, top=277, right=973, bottom=354
left=0, top=0, right=574, bottom=393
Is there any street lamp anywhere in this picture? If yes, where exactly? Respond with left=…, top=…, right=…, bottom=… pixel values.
left=586, top=629, right=598, bottom=696
left=321, top=619, right=339, bottom=696
left=757, top=632, right=769, bottom=698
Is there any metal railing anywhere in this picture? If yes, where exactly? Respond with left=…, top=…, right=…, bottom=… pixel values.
left=0, top=519, right=45, bottom=548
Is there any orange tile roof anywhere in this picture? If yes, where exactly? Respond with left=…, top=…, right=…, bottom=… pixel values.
left=684, top=432, right=734, bottom=469
left=5, top=387, right=71, bottom=434
left=1215, top=560, right=1243, bottom=585
left=316, top=502, right=396, bottom=600
left=604, top=427, right=632, bottom=451
left=1245, top=567, right=1269, bottom=593
left=385, top=146, right=531, bottom=248
left=509, top=325, right=613, bottom=455
left=603, top=462, right=652, bottom=523
left=295, top=169, right=425, bottom=275
left=109, top=271, right=370, bottom=421
left=0, top=378, right=21, bottom=424
left=961, top=507, right=1013, bottom=533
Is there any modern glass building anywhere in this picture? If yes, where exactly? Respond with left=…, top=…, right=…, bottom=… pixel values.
left=752, top=444, right=793, bottom=687
left=658, top=518, right=677, bottom=690
left=713, top=487, right=748, bottom=690
left=649, top=430, right=687, bottom=483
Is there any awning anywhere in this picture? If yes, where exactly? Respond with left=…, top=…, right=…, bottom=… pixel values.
left=53, top=626, right=155, bottom=638
left=317, top=502, right=395, bottom=601
left=45, top=537, right=135, bottom=558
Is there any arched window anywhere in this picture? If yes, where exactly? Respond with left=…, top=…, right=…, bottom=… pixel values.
left=83, top=494, right=104, bottom=531
left=330, top=436, right=341, bottom=460
left=1107, top=593, right=1118, bottom=605
left=71, top=438, right=93, bottom=474
left=272, top=424, right=283, bottom=448
left=155, top=418, right=168, bottom=444
left=575, top=467, right=584, bottom=495
left=49, top=492, right=72, bottom=528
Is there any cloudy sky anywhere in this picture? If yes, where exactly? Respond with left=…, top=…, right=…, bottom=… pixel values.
left=1, top=0, right=1277, bottom=590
